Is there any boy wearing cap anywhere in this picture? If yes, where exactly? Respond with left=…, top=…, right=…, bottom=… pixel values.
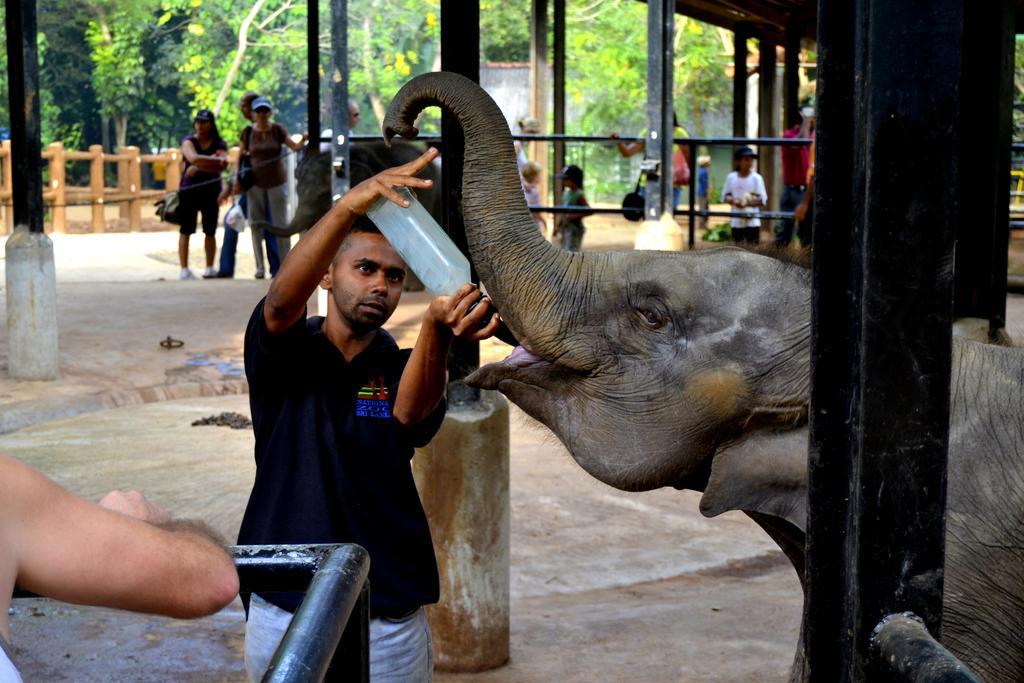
left=553, top=164, right=591, bottom=251
left=721, top=147, right=767, bottom=244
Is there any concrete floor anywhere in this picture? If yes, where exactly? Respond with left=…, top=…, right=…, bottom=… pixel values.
left=3, top=395, right=798, bottom=682
left=2, top=224, right=1021, bottom=681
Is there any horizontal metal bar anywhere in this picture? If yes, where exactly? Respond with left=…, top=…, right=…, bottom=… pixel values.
left=334, top=134, right=814, bottom=146
left=871, top=613, right=981, bottom=682
left=263, top=544, right=370, bottom=683
left=527, top=204, right=800, bottom=219
left=231, top=543, right=340, bottom=594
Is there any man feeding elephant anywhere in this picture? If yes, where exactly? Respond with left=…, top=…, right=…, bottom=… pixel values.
left=238, top=147, right=499, bottom=681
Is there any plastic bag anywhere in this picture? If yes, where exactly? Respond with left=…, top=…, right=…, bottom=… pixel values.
left=225, top=201, right=247, bottom=232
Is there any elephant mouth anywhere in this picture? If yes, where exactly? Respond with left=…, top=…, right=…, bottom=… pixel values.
left=466, top=344, right=555, bottom=391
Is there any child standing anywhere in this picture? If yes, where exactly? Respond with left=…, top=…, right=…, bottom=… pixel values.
left=521, top=160, right=548, bottom=238
left=553, top=165, right=591, bottom=252
left=721, top=146, right=766, bottom=244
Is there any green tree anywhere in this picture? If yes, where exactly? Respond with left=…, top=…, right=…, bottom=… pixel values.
left=480, top=0, right=530, bottom=63
left=165, top=0, right=311, bottom=141
left=84, top=1, right=159, bottom=149
left=348, top=0, right=441, bottom=134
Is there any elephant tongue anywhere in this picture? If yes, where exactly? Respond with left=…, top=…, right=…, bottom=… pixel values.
left=504, top=345, right=544, bottom=368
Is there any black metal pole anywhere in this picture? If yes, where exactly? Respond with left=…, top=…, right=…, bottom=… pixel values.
left=806, top=0, right=962, bottom=679
left=871, top=613, right=981, bottom=682
left=263, top=545, right=371, bottom=683
left=952, top=0, right=1014, bottom=334
left=5, top=0, right=44, bottom=233
left=783, top=20, right=801, bottom=130
left=552, top=0, right=566, bottom=204
left=687, top=140, right=696, bottom=247
left=327, top=583, right=370, bottom=680
left=732, top=24, right=749, bottom=139
left=530, top=0, right=548, bottom=202
left=757, top=35, right=776, bottom=234
left=307, top=0, right=320, bottom=144
left=440, top=0, right=481, bottom=406
left=643, top=0, right=673, bottom=221
left=329, top=0, right=349, bottom=201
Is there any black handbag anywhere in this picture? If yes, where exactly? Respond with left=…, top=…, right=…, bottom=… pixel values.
left=238, top=155, right=255, bottom=191
left=237, top=126, right=256, bottom=191
left=154, top=190, right=182, bottom=225
left=621, top=172, right=645, bottom=222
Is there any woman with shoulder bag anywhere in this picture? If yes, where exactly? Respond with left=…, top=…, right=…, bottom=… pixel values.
left=242, top=97, right=307, bottom=277
left=609, top=111, right=690, bottom=210
left=178, top=109, right=228, bottom=280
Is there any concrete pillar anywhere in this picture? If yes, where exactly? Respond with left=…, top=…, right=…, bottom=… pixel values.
left=5, top=228, right=58, bottom=380
left=412, top=392, right=510, bottom=671
left=634, top=212, right=685, bottom=251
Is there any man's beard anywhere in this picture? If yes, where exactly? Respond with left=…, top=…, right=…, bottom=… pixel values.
left=332, top=286, right=390, bottom=335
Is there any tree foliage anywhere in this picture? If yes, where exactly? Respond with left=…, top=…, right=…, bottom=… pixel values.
left=0, top=0, right=739, bottom=193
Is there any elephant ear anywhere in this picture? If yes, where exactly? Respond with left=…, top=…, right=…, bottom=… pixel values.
left=698, top=426, right=809, bottom=532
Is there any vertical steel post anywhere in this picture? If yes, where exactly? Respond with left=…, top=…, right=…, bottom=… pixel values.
left=952, top=0, right=1014, bottom=334
left=757, top=35, right=777, bottom=229
left=552, top=0, right=565, bottom=204
left=642, top=0, right=674, bottom=222
left=308, top=0, right=320, bottom=145
left=732, top=24, right=749, bottom=139
left=441, top=0, right=481, bottom=405
left=530, top=0, right=548, bottom=202
left=330, top=0, right=350, bottom=202
left=783, top=20, right=801, bottom=130
left=806, top=0, right=962, bottom=679
left=687, top=140, right=696, bottom=248
left=5, top=0, right=44, bottom=234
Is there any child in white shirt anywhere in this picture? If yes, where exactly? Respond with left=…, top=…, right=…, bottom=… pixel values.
left=721, top=146, right=767, bottom=244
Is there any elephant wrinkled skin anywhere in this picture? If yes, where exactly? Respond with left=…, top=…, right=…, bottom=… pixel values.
left=382, top=72, right=1024, bottom=681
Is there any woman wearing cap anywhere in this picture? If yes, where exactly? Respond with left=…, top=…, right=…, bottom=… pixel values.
left=242, top=97, right=307, bottom=277
left=178, top=109, right=228, bottom=280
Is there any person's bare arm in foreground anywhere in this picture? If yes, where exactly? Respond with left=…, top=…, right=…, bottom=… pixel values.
left=0, top=455, right=239, bottom=641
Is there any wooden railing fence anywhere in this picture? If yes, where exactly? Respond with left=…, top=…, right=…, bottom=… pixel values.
left=0, top=141, right=209, bottom=234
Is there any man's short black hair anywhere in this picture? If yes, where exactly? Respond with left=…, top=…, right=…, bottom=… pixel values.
left=333, top=216, right=383, bottom=264
left=350, top=215, right=380, bottom=235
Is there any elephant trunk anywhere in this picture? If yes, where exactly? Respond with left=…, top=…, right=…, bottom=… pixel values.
left=382, top=72, right=592, bottom=363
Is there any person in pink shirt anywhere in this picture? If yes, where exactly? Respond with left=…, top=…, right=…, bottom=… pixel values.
left=775, top=107, right=814, bottom=247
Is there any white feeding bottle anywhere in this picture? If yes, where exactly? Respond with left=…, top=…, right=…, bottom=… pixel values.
left=366, top=186, right=471, bottom=296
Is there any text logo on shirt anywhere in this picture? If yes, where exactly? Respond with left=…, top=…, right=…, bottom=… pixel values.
left=356, top=377, right=392, bottom=419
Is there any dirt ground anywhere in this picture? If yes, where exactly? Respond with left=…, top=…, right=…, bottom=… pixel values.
left=1, top=219, right=1020, bottom=681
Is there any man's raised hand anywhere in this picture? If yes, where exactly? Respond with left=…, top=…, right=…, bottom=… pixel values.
left=341, top=147, right=439, bottom=216
left=428, top=284, right=501, bottom=342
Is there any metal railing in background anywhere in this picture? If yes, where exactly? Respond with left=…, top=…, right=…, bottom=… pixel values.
left=13, top=543, right=371, bottom=683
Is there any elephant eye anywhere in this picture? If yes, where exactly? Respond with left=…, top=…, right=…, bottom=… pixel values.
left=636, top=306, right=667, bottom=329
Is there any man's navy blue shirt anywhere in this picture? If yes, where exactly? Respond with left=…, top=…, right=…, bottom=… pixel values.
left=238, top=299, right=444, bottom=616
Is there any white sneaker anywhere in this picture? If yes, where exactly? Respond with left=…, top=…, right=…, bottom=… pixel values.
left=180, top=268, right=197, bottom=280
left=202, top=266, right=218, bottom=279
